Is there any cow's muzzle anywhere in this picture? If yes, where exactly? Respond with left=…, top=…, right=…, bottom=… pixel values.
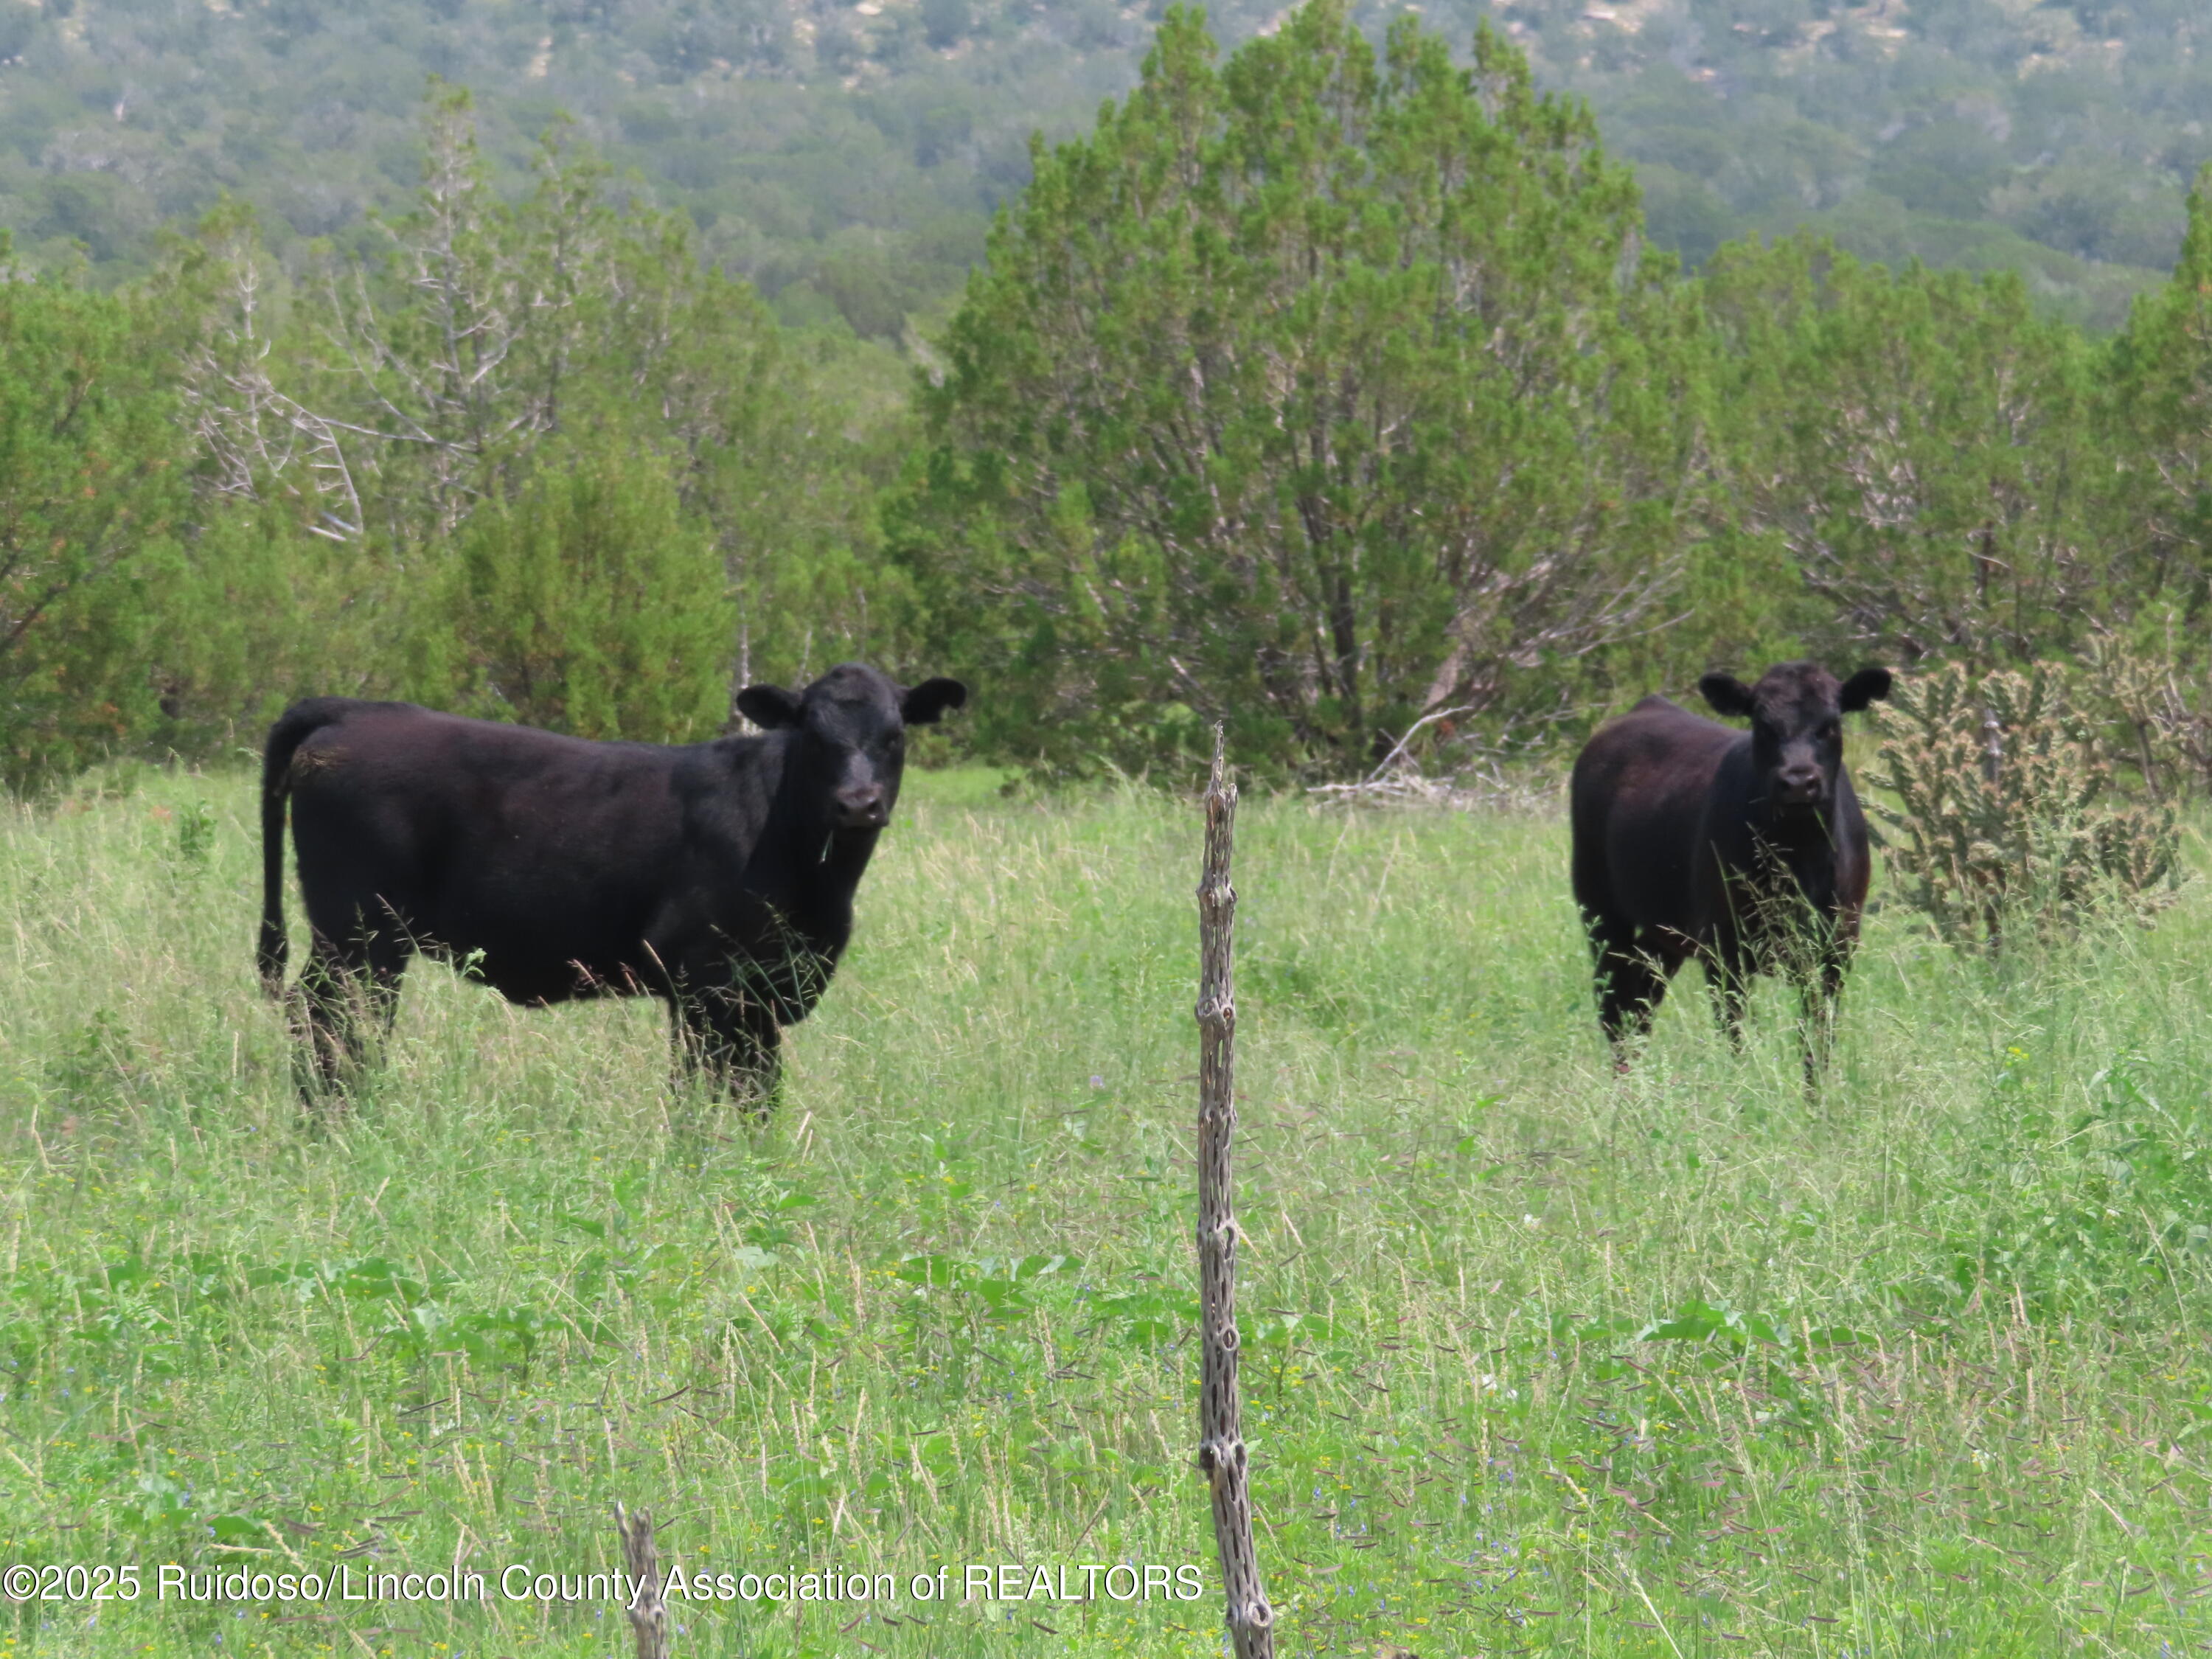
left=833, top=784, right=890, bottom=830
left=1775, top=765, right=1823, bottom=808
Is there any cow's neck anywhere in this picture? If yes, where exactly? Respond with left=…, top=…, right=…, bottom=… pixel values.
left=814, top=827, right=881, bottom=886
left=765, top=799, right=876, bottom=865
left=1748, top=805, right=1840, bottom=900
left=761, top=777, right=879, bottom=925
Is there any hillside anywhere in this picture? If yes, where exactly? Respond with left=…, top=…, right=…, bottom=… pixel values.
left=0, top=0, right=2202, bottom=333
left=1512, top=0, right=2202, bottom=328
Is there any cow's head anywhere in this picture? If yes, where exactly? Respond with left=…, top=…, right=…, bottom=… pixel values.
left=1699, top=661, right=1891, bottom=817
left=735, top=664, right=967, bottom=831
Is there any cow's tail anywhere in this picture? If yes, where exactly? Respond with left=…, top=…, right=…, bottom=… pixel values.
left=259, top=700, right=347, bottom=998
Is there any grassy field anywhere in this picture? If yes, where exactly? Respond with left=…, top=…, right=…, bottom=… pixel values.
left=4, top=759, right=2212, bottom=1658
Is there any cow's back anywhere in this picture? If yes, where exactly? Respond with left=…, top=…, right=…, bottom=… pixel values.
left=1570, top=696, right=1742, bottom=942
left=283, top=703, right=760, bottom=1001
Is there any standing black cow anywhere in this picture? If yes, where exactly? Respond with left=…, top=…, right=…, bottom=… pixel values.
left=1569, top=661, right=1892, bottom=1077
left=257, top=663, right=967, bottom=1106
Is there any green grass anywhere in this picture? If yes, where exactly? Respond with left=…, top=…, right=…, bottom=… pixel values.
left=5, top=762, right=2212, bottom=1658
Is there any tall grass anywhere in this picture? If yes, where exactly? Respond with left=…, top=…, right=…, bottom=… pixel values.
left=3, top=763, right=2211, bottom=1657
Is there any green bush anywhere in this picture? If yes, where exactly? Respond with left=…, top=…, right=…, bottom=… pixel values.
left=0, top=271, right=188, bottom=790
left=425, top=449, right=734, bottom=743
left=142, top=502, right=343, bottom=758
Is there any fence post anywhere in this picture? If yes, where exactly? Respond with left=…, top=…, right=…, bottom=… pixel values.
left=613, top=1502, right=669, bottom=1659
left=1194, top=726, right=1276, bottom=1659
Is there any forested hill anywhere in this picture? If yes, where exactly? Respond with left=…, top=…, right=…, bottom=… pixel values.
left=1529, top=0, right=2205, bottom=331
left=3, top=0, right=2202, bottom=333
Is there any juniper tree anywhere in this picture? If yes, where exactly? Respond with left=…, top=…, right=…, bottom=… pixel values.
left=894, top=0, right=1705, bottom=778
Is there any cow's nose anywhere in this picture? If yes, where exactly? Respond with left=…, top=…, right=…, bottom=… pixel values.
left=1777, top=765, right=1821, bottom=801
left=834, top=784, right=888, bottom=828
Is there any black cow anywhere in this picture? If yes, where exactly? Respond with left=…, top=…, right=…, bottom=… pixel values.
left=1569, top=661, right=1892, bottom=1077
left=257, top=663, right=967, bottom=1106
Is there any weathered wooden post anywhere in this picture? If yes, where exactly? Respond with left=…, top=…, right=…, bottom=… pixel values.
left=613, top=1502, right=669, bottom=1659
left=1194, top=727, right=1275, bottom=1659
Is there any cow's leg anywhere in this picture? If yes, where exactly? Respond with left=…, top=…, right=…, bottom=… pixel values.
left=290, top=930, right=406, bottom=1103
left=1705, top=942, right=1752, bottom=1054
left=1796, top=935, right=1851, bottom=1088
left=1587, top=914, right=1672, bottom=1067
left=288, top=950, right=350, bottom=1099
left=673, top=991, right=783, bottom=1119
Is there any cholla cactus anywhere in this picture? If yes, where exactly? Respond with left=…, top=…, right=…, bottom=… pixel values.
left=1866, top=661, right=2185, bottom=950
left=2079, top=630, right=2212, bottom=800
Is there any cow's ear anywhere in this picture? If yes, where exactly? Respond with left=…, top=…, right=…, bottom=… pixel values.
left=900, top=678, right=967, bottom=726
left=735, top=684, right=804, bottom=730
left=1699, top=673, right=1756, bottom=720
left=1840, top=667, right=1893, bottom=712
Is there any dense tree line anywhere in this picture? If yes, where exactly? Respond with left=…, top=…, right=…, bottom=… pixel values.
left=6, top=1, right=2212, bottom=789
